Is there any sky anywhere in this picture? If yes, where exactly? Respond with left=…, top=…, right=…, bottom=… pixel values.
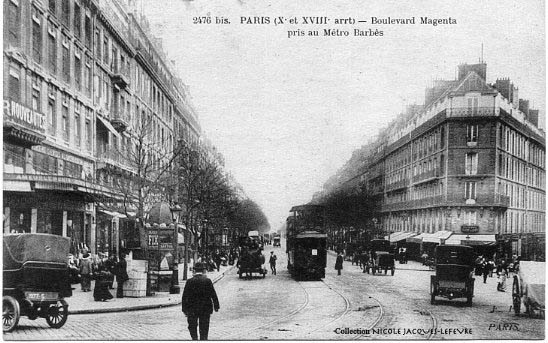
left=140, top=0, right=545, bottom=232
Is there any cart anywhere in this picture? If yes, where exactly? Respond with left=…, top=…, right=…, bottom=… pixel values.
left=512, top=261, right=545, bottom=318
left=3, top=233, right=73, bottom=332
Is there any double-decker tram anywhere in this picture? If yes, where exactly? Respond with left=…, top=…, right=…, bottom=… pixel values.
left=286, top=205, right=327, bottom=280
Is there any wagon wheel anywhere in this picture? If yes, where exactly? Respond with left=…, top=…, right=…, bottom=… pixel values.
left=3, top=296, right=20, bottom=332
left=512, top=276, right=521, bottom=315
left=45, top=300, right=68, bottom=329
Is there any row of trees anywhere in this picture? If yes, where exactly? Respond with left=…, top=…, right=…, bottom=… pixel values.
left=315, top=186, right=383, bottom=249
left=98, top=114, right=269, bottom=254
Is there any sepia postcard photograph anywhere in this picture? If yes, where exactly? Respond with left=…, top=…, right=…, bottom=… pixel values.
left=2, top=0, right=546, bottom=341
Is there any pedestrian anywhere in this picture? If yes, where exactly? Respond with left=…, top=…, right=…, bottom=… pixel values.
left=79, top=252, right=93, bottom=292
left=105, top=254, right=116, bottom=289
left=114, top=252, right=129, bottom=298
left=335, top=251, right=343, bottom=276
left=269, top=251, right=277, bottom=275
left=181, top=262, right=220, bottom=340
left=213, top=251, right=221, bottom=272
left=482, top=260, right=489, bottom=283
left=93, top=263, right=114, bottom=302
left=496, top=259, right=508, bottom=292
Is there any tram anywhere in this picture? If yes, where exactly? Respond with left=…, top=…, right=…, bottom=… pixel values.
left=286, top=205, right=327, bottom=280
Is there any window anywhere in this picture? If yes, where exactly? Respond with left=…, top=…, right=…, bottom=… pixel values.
left=48, top=26, right=57, bottom=73
left=62, top=38, right=70, bottom=82
left=103, top=37, right=109, bottom=65
left=85, top=118, right=91, bottom=151
left=61, top=0, right=70, bottom=27
left=48, top=97, right=56, bottom=133
left=95, top=29, right=101, bottom=59
left=84, top=57, right=91, bottom=96
left=467, top=97, right=479, bottom=115
left=74, top=2, right=81, bottom=38
left=465, top=182, right=476, bottom=200
left=8, top=68, right=20, bottom=102
left=8, top=0, right=21, bottom=47
left=84, top=15, right=91, bottom=47
left=111, top=46, right=118, bottom=72
left=465, top=153, right=478, bottom=175
left=74, top=102, right=81, bottom=147
left=62, top=95, right=69, bottom=141
left=64, top=160, right=82, bottom=178
left=464, top=211, right=477, bottom=225
left=467, top=124, right=478, bottom=143
left=440, top=127, right=445, bottom=148
left=74, top=51, right=82, bottom=91
left=33, top=151, right=58, bottom=174
left=32, top=86, right=41, bottom=112
left=49, top=0, right=56, bottom=14
left=32, top=12, right=42, bottom=63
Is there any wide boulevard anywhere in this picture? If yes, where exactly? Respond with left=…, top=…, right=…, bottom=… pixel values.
left=4, top=242, right=544, bottom=340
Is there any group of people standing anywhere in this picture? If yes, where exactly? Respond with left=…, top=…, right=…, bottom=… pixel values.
left=69, top=251, right=129, bottom=301
left=474, top=255, right=520, bottom=292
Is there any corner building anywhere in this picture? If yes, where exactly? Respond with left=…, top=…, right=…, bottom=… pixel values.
left=3, top=0, right=201, bottom=256
left=366, top=63, right=544, bottom=260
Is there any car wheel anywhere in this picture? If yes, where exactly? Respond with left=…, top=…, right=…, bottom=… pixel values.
left=3, top=296, right=20, bottom=332
left=391, top=268, right=395, bottom=276
left=45, top=300, right=68, bottom=329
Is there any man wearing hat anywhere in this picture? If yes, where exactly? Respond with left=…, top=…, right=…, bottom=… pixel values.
left=181, top=262, right=220, bottom=340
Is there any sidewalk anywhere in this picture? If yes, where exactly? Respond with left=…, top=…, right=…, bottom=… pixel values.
left=67, top=264, right=235, bottom=315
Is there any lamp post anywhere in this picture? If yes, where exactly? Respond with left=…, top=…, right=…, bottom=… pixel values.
left=170, top=204, right=182, bottom=294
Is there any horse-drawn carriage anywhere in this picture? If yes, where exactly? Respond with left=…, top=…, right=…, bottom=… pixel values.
left=512, top=261, right=545, bottom=318
left=237, top=234, right=267, bottom=279
left=3, top=233, right=73, bottom=332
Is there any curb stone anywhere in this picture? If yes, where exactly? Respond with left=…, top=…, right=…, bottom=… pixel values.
left=69, top=265, right=236, bottom=315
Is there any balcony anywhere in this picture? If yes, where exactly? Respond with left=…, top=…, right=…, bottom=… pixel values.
left=386, top=179, right=408, bottom=192
left=111, top=73, right=130, bottom=89
left=110, top=113, right=129, bottom=133
left=448, top=107, right=497, bottom=118
left=493, top=193, right=510, bottom=208
left=413, top=169, right=440, bottom=185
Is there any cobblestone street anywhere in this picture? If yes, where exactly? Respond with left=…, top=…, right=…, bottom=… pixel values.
left=4, top=247, right=544, bottom=340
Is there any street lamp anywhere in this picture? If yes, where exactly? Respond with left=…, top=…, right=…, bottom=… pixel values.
left=170, top=203, right=183, bottom=294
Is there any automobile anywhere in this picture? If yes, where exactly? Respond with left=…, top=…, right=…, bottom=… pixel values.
left=512, top=261, right=545, bottom=317
left=430, top=245, right=475, bottom=306
left=3, top=233, right=73, bottom=332
left=273, top=237, right=281, bottom=247
left=364, top=239, right=395, bottom=276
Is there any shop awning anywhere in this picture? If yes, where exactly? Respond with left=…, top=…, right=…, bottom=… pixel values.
left=389, top=231, right=418, bottom=243
left=423, top=230, right=453, bottom=244
left=445, top=234, right=496, bottom=246
left=407, top=230, right=453, bottom=244
left=97, top=115, right=122, bottom=139
left=3, top=180, right=32, bottom=192
left=98, top=210, right=127, bottom=218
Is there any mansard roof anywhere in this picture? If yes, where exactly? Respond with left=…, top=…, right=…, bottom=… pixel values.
left=449, top=71, right=498, bottom=96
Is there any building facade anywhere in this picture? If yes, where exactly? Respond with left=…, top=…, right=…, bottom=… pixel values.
left=3, top=0, right=200, bottom=256
left=319, top=62, right=545, bottom=260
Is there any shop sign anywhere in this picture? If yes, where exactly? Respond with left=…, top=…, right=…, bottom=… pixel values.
left=461, top=225, right=479, bottom=234
left=147, top=227, right=175, bottom=250
left=4, top=99, right=46, bottom=131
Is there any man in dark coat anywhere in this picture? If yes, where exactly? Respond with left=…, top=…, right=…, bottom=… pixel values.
left=181, top=262, right=220, bottom=340
left=335, top=251, right=344, bottom=276
left=115, top=253, right=129, bottom=298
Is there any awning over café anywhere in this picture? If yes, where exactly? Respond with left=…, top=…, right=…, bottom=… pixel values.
left=444, top=234, right=496, bottom=246
left=389, top=231, right=418, bottom=243
left=407, top=230, right=453, bottom=244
